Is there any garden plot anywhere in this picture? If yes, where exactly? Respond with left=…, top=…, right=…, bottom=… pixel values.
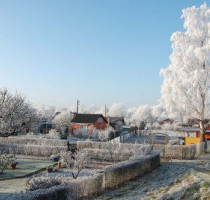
left=0, top=158, right=53, bottom=179
left=0, top=177, right=29, bottom=200
left=0, top=158, right=107, bottom=200
left=0, top=141, right=160, bottom=200
left=88, top=160, right=113, bottom=169
left=21, top=144, right=160, bottom=200
left=28, top=168, right=103, bottom=190
left=26, top=150, right=113, bottom=191
left=32, top=168, right=101, bottom=179
left=0, top=159, right=54, bottom=180
left=0, top=157, right=54, bottom=200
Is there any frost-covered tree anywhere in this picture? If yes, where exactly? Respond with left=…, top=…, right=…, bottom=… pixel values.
left=125, top=107, right=136, bottom=124
left=36, top=105, right=56, bottom=120
left=125, top=105, right=154, bottom=128
left=0, top=88, right=39, bottom=136
left=135, top=105, right=154, bottom=125
left=103, top=141, right=124, bottom=162
left=151, top=104, right=166, bottom=122
left=160, top=3, right=210, bottom=142
left=60, top=150, right=89, bottom=179
left=53, top=111, right=72, bottom=126
left=108, top=103, right=126, bottom=117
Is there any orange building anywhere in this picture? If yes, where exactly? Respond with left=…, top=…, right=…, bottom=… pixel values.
left=196, top=127, right=210, bottom=140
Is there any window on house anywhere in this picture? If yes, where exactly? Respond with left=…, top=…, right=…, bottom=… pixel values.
left=97, top=118, right=103, bottom=123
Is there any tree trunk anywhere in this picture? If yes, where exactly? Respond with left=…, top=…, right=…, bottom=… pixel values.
left=199, top=120, right=205, bottom=154
left=199, top=120, right=205, bottom=142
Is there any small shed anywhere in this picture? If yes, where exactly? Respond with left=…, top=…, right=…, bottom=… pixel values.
left=107, top=117, right=125, bottom=131
left=178, top=127, right=210, bottom=145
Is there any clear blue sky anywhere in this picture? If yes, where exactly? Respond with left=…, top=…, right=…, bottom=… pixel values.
left=0, top=0, right=206, bottom=108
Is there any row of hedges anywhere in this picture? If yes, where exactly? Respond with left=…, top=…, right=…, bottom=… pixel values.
left=153, top=142, right=205, bottom=159
left=13, top=152, right=160, bottom=200
left=0, top=143, right=67, bottom=157
left=77, top=141, right=205, bottom=160
left=77, top=141, right=145, bottom=162
left=84, top=148, right=132, bottom=161
left=0, top=136, right=68, bottom=147
left=77, top=141, right=143, bottom=151
left=103, top=152, right=160, bottom=188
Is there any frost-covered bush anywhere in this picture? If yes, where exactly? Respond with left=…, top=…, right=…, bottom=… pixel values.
left=29, top=175, right=67, bottom=191
left=0, top=152, right=16, bottom=174
left=117, top=143, right=132, bottom=161
left=47, top=129, right=60, bottom=139
left=0, top=143, right=66, bottom=157
left=24, top=132, right=37, bottom=138
left=24, top=145, right=66, bottom=157
left=28, top=172, right=103, bottom=197
left=87, top=144, right=131, bottom=162
left=60, top=149, right=89, bottom=179
left=98, top=127, right=115, bottom=141
left=88, top=141, right=132, bottom=162
left=0, top=136, right=67, bottom=146
left=0, top=135, right=68, bottom=157
left=164, top=144, right=196, bottom=160
left=130, top=142, right=152, bottom=159
left=23, top=131, right=62, bottom=140
left=68, top=173, right=103, bottom=198
left=103, top=141, right=120, bottom=162
left=77, top=141, right=149, bottom=162
left=81, top=148, right=119, bottom=162
left=60, top=151, right=72, bottom=168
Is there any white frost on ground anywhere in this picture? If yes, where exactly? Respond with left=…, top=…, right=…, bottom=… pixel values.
left=33, top=168, right=100, bottom=179
left=94, top=158, right=210, bottom=200
left=1, top=155, right=210, bottom=200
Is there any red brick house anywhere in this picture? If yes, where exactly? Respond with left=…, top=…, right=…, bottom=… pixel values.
left=71, top=114, right=108, bottom=133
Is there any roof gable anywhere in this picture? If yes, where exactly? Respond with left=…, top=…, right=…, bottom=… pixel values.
left=107, top=117, right=125, bottom=123
left=71, top=114, right=108, bottom=124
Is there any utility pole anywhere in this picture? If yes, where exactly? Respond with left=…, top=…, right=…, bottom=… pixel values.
left=77, top=100, right=80, bottom=114
left=105, top=104, right=107, bottom=117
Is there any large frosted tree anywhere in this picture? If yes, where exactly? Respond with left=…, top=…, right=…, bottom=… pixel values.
left=0, top=88, right=39, bottom=136
left=160, top=3, right=210, bottom=142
